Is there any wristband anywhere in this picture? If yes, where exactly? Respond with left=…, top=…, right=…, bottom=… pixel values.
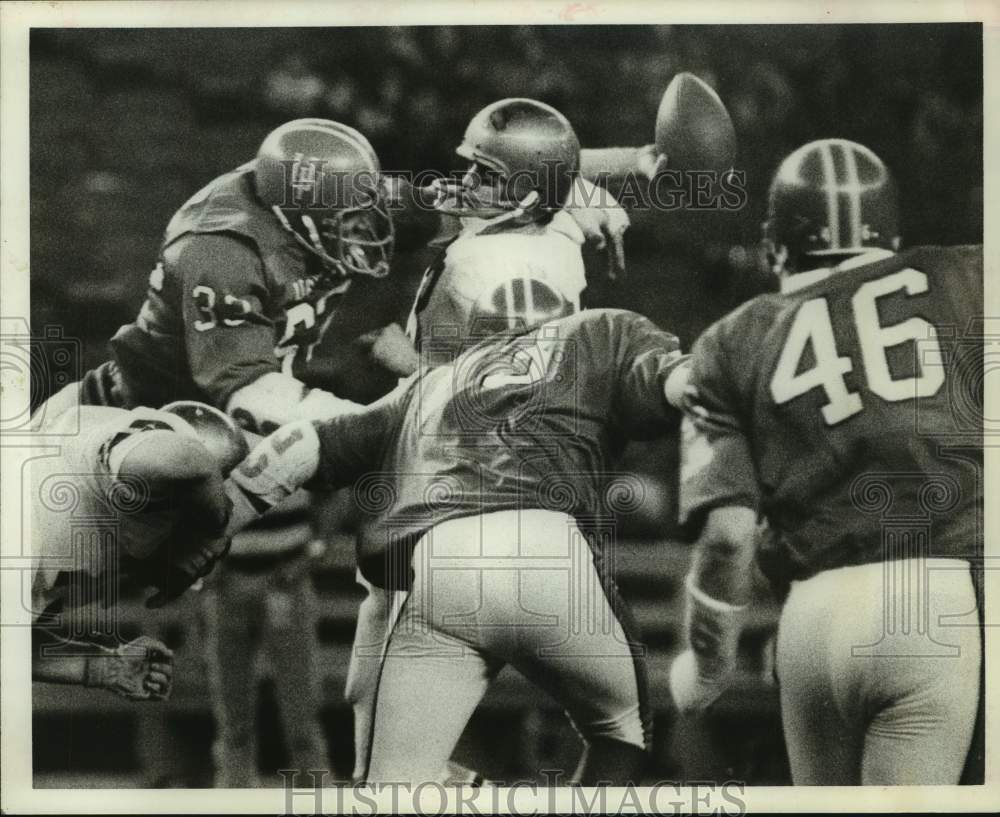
left=228, top=420, right=320, bottom=514
left=83, top=649, right=113, bottom=688
left=684, top=572, right=747, bottom=676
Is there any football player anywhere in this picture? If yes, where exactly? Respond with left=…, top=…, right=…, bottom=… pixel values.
left=670, top=138, right=983, bottom=784
left=35, top=112, right=641, bottom=784
left=346, top=99, right=597, bottom=780
left=398, top=86, right=732, bottom=362
left=31, top=397, right=247, bottom=700
left=404, top=98, right=594, bottom=358
left=345, top=89, right=732, bottom=781
left=218, top=307, right=692, bottom=784
left=71, top=118, right=393, bottom=427
left=40, top=118, right=393, bottom=786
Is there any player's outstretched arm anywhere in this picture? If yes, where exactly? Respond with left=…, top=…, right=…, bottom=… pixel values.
left=32, top=627, right=173, bottom=700
left=227, top=372, right=365, bottom=435
left=223, top=385, right=399, bottom=537
left=669, top=505, right=755, bottom=715
left=580, top=146, right=664, bottom=182
left=223, top=420, right=324, bottom=538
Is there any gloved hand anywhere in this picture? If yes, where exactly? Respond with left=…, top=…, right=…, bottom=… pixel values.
left=85, top=636, right=174, bottom=701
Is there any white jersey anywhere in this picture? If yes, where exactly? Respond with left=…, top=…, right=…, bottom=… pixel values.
left=30, top=400, right=188, bottom=621
left=407, top=212, right=587, bottom=356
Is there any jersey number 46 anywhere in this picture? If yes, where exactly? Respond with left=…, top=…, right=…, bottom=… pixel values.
left=770, top=268, right=944, bottom=425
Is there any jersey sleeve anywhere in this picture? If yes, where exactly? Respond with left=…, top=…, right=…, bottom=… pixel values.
left=611, top=312, right=688, bottom=436
left=312, top=379, right=411, bottom=487
left=678, top=316, right=762, bottom=537
left=168, top=233, right=282, bottom=408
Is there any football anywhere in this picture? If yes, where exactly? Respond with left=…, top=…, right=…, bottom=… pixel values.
left=655, top=71, right=737, bottom=173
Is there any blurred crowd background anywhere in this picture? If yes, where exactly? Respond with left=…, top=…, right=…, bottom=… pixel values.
left=29, top=24, right=982, bottom=787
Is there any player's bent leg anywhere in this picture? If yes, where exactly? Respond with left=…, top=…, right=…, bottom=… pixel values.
left=364, top=547, right=501, bottom=785
left=446, top=512, right=649, bottom=783
left=508, top=547, right=649, bottom=784
left=859, top=561, right=981, bottom=785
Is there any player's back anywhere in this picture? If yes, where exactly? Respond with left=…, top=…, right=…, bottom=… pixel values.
left=708, top=245, right=982, bottom=579
left=332, top=308, right=686, bottom=587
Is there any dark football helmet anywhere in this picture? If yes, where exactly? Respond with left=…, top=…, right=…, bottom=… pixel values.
left=763, top=138, right=900, bottom=275
left=162, top=400, right=249, bottom=476
left=254, top=118, right=394, bottom=279
left=437, top=98, right=581, bottom=223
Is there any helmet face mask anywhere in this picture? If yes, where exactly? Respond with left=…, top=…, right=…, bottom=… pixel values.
left=446, top=161, right=520, bottom=216
left=322, top=206, right=394, bottom=278
left=255, top=118, right=395, bottom=281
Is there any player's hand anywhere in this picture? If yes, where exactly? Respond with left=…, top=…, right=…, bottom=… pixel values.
left=636, top=143, right=668, bottom=180
left=668, top=648, right=730, bottom=715
left=566, top=180, right=630, bottom=281
left=360, top=322, right=420, bottom=377
left=86, top=636, right=174, bottom=701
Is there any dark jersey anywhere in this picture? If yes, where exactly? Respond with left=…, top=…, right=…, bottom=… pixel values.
left=107, top=163, right=349, bottom=409
left=680, top=246, right=983, bottom=582
left=312, top=308, right=687, bottom=588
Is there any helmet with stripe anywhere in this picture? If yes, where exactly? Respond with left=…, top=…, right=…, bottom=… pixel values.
left=763, top=139, right=900, bottom=275
left=254, top=118, right=394, bottom=280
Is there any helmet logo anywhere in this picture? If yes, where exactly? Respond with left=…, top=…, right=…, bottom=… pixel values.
left=289, top=152, right=320, bottom=206
left=489, top=109, right=509, bottom=132
left=816, top=140, right=889, bottom=251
